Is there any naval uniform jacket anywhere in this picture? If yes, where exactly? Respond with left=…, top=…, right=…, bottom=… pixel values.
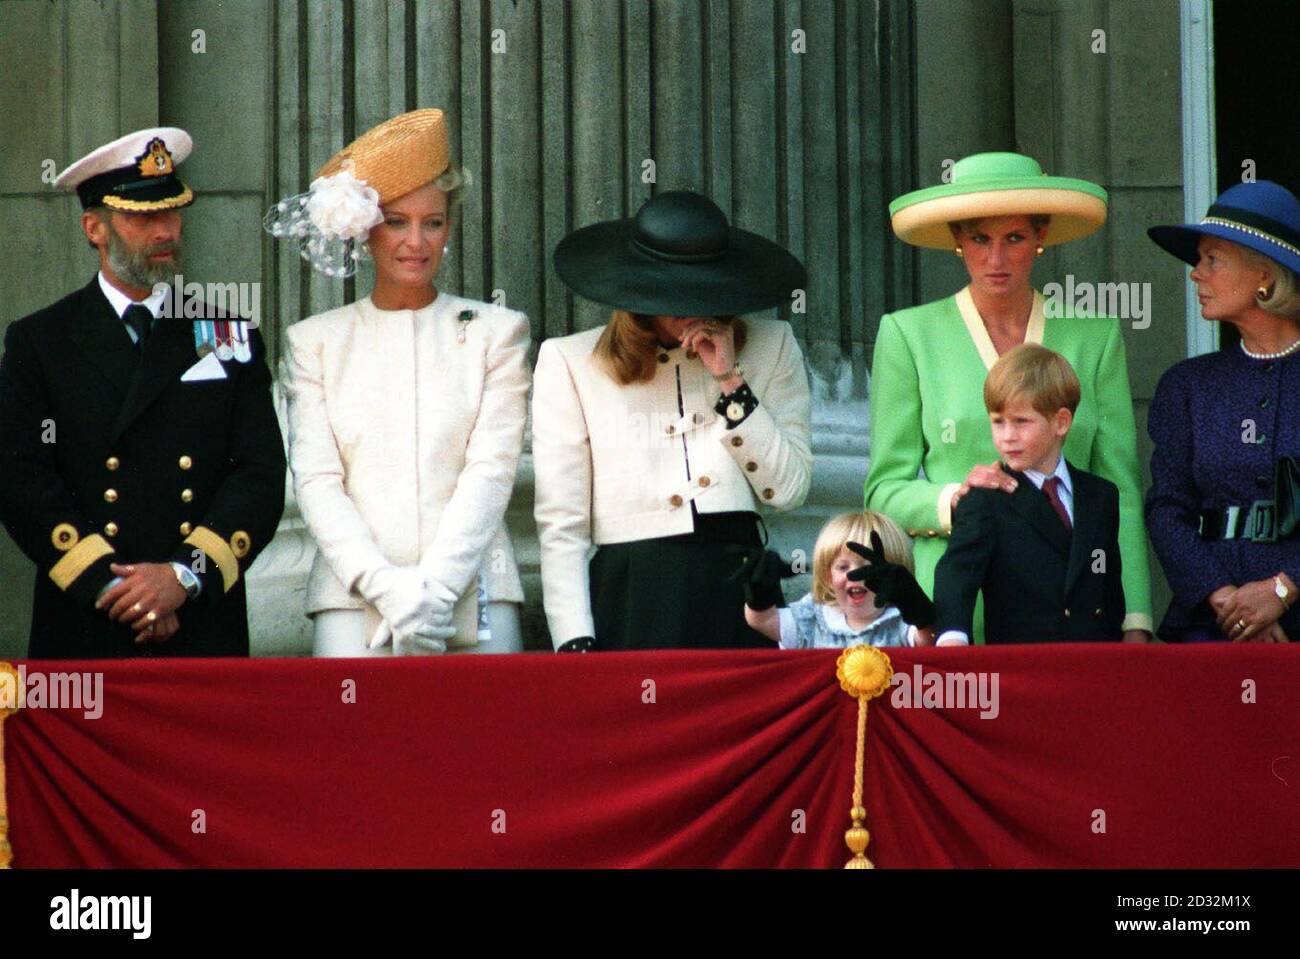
left=532, top=318, right=813, bottom=646
left=282, top=293, right=529, bottom=645
left=0, top=277, right=287, bottom=658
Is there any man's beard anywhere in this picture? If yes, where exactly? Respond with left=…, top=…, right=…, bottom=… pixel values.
left=104, top=221, right=184, bottom=289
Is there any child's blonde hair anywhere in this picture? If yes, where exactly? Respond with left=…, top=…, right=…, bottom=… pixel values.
left=983, top=343, right=1081, bottom=418
left=811, top=511, right=914, bottom=605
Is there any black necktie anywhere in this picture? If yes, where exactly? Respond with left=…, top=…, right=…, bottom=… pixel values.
left=123, top=304, right=154, bottom=352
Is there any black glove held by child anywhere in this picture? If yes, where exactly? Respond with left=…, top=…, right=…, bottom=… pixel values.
left=846, top=532, right=936, bottom=628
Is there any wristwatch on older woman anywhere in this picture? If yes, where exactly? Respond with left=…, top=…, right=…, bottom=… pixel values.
left=1275, top=574, right=1293, bottom=611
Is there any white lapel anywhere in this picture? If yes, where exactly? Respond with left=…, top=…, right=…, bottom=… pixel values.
left=955, top=286, right=1048, bottom=371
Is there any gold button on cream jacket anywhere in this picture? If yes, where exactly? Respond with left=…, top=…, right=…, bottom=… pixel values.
left=532, top=318, right=813, bottom=645
left=283, top=293, right=530, bottom=645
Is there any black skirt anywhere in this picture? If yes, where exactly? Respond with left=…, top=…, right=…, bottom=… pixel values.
left=589, top=510, right=771, bottom=651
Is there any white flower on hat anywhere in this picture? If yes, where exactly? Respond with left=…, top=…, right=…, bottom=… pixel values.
left=263, top=160, right=385, bottom=278
left=304, top=166, right=383, bottom=241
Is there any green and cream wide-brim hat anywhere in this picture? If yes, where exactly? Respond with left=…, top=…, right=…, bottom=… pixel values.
left=889, top=152, right=1109, bottom=250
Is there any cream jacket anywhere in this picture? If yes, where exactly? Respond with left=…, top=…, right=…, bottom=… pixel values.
left=283, top=293, right=530, bottom=645
left=532, top=318, right=813, bottom=645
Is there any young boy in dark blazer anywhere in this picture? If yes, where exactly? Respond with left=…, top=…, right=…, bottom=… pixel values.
left=933, top=344, right=1125, bottom=645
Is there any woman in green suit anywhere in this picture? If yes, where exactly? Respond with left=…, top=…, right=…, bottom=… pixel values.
left=863, top=152, right=1153, bottom=643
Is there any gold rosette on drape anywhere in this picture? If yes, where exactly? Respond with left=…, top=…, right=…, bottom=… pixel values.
left=835, top=645, right=893, bottom=869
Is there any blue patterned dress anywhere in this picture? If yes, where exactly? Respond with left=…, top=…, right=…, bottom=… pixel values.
left=777, top=593, right=914, bottom=649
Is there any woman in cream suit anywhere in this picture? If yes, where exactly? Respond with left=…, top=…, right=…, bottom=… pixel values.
left=535, top=191, right=812, bottom=652
left=268, top=109, right=530, bottom=656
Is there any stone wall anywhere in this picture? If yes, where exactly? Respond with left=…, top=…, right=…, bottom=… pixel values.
left=0, top=0, right=1189, bottom=656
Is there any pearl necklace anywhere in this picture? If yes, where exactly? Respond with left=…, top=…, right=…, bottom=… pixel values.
left=1239, top=337, right=1300, bottom=361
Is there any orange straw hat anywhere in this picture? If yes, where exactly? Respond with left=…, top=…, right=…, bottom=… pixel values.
left=264, top=108, right=455, bottom=277
left=315, top=108, right=450, bottom=205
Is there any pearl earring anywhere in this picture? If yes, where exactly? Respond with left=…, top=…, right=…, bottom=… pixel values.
left=443, top=244, right=449, bottom=255
left=1035, top=245, right=1045, bottom=256
left=954, top=246, right=964, bottom=257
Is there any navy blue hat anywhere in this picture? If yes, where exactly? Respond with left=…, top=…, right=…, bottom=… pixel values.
left=1148, top=180, right=1300, bottom=279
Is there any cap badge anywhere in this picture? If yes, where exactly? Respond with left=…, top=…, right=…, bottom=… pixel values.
left=136, top=138, right=175, bottom=178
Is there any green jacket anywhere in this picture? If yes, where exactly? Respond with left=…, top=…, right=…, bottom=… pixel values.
left=863, top=287, right=1153, bottom=642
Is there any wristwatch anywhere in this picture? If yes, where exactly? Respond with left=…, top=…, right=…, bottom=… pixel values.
left=171, top=562, right=202, bottom=602
left=1274, top=575, right=1292, bottom=609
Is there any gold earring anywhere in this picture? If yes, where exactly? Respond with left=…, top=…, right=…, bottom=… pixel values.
left=1257, top=285, right=1271, bottom=299
left=954, top=246, right=964, bottom=257
left=1036, top=245, right=1045, bottom=256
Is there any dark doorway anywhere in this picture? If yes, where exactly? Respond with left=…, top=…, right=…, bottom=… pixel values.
left=1213, top=0, right=1300, bottom=350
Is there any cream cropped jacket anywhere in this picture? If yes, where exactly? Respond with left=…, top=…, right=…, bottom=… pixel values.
left=532, top=318, right=813, bottom=644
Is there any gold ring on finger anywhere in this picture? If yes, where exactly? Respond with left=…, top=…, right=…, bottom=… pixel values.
left=132, top=603, right=143, bottom=614
left=146, top=610, right=157, bottom=623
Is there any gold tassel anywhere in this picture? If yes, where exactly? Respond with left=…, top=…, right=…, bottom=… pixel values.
left=835, top=646, right=894, bottom=869
left=0, top=661, right=22, bottom=869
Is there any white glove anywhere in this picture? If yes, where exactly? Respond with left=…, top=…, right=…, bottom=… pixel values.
left=393, top=627, right=451, bottom=656
left=358, top=566, right=459, bottom=652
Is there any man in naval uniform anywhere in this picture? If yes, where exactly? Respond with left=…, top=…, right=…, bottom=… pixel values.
left=0, top=127, right=285, bottom=658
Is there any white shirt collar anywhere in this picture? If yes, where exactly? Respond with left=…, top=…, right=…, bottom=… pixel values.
left=98, top=270, right=167, bottom=320
left=1022, top=455, right=1071, bottom=494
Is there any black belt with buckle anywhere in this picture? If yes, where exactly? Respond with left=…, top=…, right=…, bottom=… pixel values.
left=1198, top=501, right=1277, bottom=542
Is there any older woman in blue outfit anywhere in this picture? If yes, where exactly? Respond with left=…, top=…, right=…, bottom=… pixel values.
left=1145, top=181, right=1300, bottom=642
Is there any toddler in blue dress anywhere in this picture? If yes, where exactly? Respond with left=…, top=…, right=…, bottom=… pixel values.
left=738, top=511, right=936, bottom=649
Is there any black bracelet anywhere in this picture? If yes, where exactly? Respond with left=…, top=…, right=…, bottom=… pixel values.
left=557, top=636, right=596, bottom=653
left=714, top=381, right=759, bottom=428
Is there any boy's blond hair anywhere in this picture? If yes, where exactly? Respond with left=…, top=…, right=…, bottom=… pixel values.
left=983, top=343, right=1081, bottom=418
left=812, top=511, right=914, bottom=605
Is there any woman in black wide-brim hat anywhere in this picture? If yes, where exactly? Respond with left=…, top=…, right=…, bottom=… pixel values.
left=533, top=191, right=813, bottom=651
